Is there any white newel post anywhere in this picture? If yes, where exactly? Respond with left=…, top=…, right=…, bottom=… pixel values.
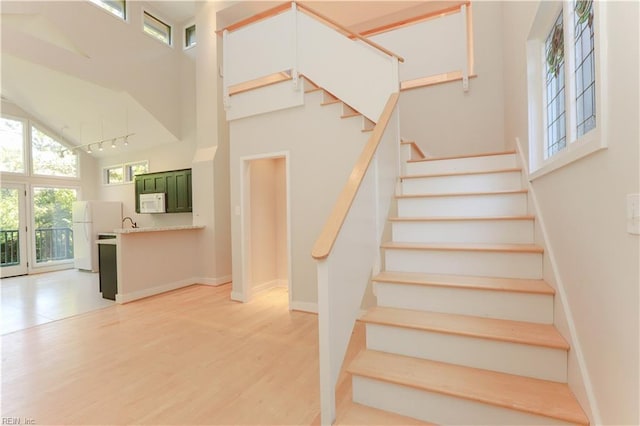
left=461, top=4, right=470, bottom=92
left=317, top=259, right=336, bottom=426
left=222, top=29, right=231, bottom=110
left=291, top=2, right=300, bottom=91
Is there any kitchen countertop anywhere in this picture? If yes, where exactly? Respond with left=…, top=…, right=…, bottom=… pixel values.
left=112, top=225, right=205, bottom=234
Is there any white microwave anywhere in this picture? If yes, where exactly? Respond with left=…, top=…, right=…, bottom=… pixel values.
left=139, top=193, right=166, bottom=213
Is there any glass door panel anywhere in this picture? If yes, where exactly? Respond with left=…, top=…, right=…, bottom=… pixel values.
left=31, top=187, right=77, bottom=266
left=0, top=183, right=28, bottom=277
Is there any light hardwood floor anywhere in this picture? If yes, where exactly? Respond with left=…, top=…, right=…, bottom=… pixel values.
left=2, top=284, right=332, bottom=425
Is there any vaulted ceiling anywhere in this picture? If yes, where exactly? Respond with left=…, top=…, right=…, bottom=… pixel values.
left=1, top=1, right=459, bottom=158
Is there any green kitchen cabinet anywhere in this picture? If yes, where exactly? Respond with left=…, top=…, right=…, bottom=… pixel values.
left=166, top=169, right=192, bottom=213
left=135, top=169, right=192, bottom=213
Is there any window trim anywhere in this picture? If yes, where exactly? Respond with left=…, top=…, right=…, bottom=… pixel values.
left=103, top=160, right=148, bottom=185
left=184, top=23, right=196, bottom=50
left=526, top=0, right=607, bottom=180
left=142, top=9, right=173, bottom=47
left=30, top=124, right=80, bottom=180
left=88, top=0, right=127, bottom=21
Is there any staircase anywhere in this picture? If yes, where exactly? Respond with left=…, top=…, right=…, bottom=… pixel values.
left=344, top=148, right=590, bottom=425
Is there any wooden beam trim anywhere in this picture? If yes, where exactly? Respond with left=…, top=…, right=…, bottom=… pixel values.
left=228, top=72, right=292, bottom=96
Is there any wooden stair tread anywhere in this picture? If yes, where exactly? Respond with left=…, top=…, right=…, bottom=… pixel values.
left=408, top=150, right=516, bottom=163
left=336, top=402, right=432, bottom=425
left=361, top=128, right=373, bottom=133
left=362, top=307, right=568, bottom=349
left=304, top=86, right=322, bottom=93
left=396, top=189, right=527, bottom=199
left=341, top=112, right=361, bottom=119
left=382, top=242, right=544, bottom=254
left=348, top=350, right=589, bottom=425
left=400, top=167, right=521, bottom=179
left=372, top=271, right=554, bottom=295
left=321, top=98, right=341, bottom=106
left=389, top=215, right=535, bottom=222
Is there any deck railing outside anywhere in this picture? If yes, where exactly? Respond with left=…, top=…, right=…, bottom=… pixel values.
left=0, top=227, right=74, bottom=267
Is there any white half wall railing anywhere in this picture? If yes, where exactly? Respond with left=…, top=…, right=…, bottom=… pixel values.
left=312, top=93, right=401, bottom=425
left=369, top=2, right=474, bottom=91
left=222, top=2, right=402, bottom=122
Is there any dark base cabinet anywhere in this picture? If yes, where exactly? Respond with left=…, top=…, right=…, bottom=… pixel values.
left=135, top=169, right=192, bottom=214
left=98, top=241, right=117, bottom=301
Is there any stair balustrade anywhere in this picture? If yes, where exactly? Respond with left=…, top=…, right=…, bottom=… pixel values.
left=312, top=93, right=401, bottom=424
left=221, top=2, right=401, bottom=122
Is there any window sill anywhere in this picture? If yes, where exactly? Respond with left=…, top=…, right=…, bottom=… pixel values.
left=529, top=134, right=607, bottom=181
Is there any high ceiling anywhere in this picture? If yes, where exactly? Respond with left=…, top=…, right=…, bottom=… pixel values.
left=1, top=0, right=457, bottom=158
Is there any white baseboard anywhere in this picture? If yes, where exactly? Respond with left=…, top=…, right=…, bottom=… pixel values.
left=290, top=301, right=318, bottom=314
left=196, top=275, right=232, bottom=286
left=276, top=279, right=288, bottom=288
left=116, top=278, right=195, bottom=304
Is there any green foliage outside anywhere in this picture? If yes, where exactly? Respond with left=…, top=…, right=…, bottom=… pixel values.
left=33, top=188, right=77, bottom=229
left=0, top=117, right=25, bottom=173
left=0, top=188, right=19, bottom=230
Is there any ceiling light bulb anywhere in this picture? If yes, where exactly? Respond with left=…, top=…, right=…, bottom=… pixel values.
left=87, top=145, right=92, bottom=154
left=111, top=138, right=116, bottom=148
left=98, top=142, right=103, bottom=151
left=123, top=136, right=129, bottom=146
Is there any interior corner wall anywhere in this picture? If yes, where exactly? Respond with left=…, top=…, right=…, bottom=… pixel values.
left=502, top=2, right=640, bottom=424
left=397, top=1, right=505, bottom=157
left=188, top=1, right=232, bottom=285
left=229, top=90, right=369, bottom=307
left=275, top=158, right=288, bottom=283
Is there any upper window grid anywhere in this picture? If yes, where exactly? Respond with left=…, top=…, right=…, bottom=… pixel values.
left=573, top=2, right=596, bottom=137
left=144, top=11, right=172, bottom=46
left=31, top=126, right=78, bottom=178
left=89, top=0, right=126, bottom=20
left=544, top=11, right=567, bottom=159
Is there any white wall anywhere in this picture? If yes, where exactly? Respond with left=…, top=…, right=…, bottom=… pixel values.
left=246, top=157, right=288, bottom=293
left=230, top=87, right=369, bottom=308
left=398, top=2, right=505, bottom=157
left=249, top=158, right=278, bottom=289
left=503, top=2, right=639, bottom=424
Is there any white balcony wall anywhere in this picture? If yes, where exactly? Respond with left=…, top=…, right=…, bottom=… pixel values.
left=370, top=11, right=466, bottom=81
left=225, top=10, right=295, bottom=87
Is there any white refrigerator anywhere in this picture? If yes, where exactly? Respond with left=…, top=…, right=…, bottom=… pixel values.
left=72, top=201, right=122, bottom=272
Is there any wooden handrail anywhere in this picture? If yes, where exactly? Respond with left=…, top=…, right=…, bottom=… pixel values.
left=358, top=2, right=469, bottom=38
left=295, top=2, right=405, bottom=63
left=216, top=2, right=291, bottom=34
left=312, top=92, right=400, bottom=260
left=217, top=1, right=404, bottom=63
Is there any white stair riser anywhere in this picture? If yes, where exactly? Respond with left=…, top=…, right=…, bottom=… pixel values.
left=400, top=144, right=413, bottom=164
left=374, top=282, right=553, bottom=323
left=384, top=249, right=543, bottom=279
left=401, top=171, right=522, bottom=195
left=352, top=376, right=571, bottom=426
left=366, top=325, right=567, bottom=382
left=392, top=220, right=534, bottom=244
left=397, top=193, right=528, bottom=217
left=406, top=154, right=517, bottom=175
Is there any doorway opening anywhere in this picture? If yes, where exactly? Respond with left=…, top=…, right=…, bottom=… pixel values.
left=241, top=153, right=291, bottom=308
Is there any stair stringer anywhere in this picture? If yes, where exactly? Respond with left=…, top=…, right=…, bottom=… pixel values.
left=513, top=138, right=599, bottom=424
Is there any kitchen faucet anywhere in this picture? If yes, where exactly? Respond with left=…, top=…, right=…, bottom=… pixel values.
left=122, top=217, right=137, bottom=228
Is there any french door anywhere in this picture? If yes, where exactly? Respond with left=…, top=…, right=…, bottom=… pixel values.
left=0, top=183, right=28, bottom=277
